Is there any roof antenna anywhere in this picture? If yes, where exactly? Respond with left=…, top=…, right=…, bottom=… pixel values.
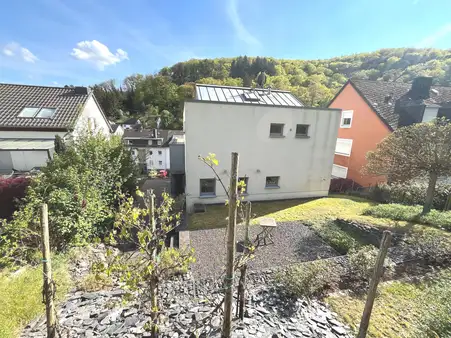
left=267, top=85, right=272, bottom=95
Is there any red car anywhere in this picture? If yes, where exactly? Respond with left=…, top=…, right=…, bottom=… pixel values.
left=158, top=170, right=168, bottom=178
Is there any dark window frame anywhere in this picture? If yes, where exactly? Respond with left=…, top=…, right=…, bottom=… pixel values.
left=269, top=123, right=284, bottom=137
left=295, top=124, right=310, bottom=138
left=200, top=178, right=216, bottom=197
left=265, top=176, right=280, bottom=188
left=158, top=150, right=162, bottom=155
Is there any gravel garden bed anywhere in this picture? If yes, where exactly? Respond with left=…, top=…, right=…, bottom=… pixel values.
left=189, top=221, right=339, bottom=279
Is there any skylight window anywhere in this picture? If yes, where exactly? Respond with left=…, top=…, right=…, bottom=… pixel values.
left=243, top=92, right=260, bottom=102
left=18, top=107, right=57, bottom=119
left=36, top=108, right=56, bottom=118
left=18, top=107, right=40, bottom=117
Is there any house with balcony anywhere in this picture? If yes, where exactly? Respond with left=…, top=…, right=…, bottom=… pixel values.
left=0, top=83, right=112, bottom=174
left=183, top=84, right=341, bottom=212
left=328, top=77, right=451, bottom=187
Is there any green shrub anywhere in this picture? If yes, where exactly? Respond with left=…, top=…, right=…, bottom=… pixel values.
left=277, top=259, right=342, bottom=298
left=413, top=270, right=451, bottom=337
left=0, top=130, right=139, bottom=264
left=363, top=204, right=451, bottom=230
left=311, top=220, right=360, bottom=254
left=370, top=181, right=451, bottom=210
left=348, top=245, right=395, bottom=283
left=405, top=232, right=451, bottom=265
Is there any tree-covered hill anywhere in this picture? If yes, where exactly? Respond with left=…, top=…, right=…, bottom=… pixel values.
left=93, top=48, right=451, bottom=129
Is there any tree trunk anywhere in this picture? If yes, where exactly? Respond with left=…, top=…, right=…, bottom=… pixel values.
left=423, top=172, right=438, bottom=214
left=150, top=277, right=159, bottom=338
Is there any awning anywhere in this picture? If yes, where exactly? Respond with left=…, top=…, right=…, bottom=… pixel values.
left=0, top=139, right=54, bottom=150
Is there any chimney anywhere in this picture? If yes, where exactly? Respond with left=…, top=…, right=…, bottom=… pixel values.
left=74, top=86, right=90, bottom=95
left=410, top=77, right=433, bottom=100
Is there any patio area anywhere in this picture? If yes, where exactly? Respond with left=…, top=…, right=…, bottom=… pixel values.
left=189, top=220, right=338, bottom=279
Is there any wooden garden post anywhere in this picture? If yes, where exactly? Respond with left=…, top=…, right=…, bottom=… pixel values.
left=41, top=203, right=56, bottom=338
left=357, top=231, right=392, bottom=338
left=222, top=152, right=239, bottom=338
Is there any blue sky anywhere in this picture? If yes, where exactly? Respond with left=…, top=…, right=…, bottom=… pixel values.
left=1, top=0, right=450, bottom=86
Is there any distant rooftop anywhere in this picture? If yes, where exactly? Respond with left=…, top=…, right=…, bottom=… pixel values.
left=194, top=84, right=304, bottom=107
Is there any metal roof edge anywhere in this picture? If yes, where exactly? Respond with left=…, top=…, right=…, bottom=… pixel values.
left=195, top=83, right=293, bottom=93
left=184, top=99, right=341, bottom=111
left=0, top=126, right=69, bottom=131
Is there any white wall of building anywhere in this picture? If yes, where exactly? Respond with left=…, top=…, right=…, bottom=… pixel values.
left=73, top=96, right=111, bottom=137
left=147, top=147, right=170, bottom=170
left=10, top=150, right=50, bottom=170
left=0, top=130, right=67, bottom=139
left=184, top=102, right=341, bottom=212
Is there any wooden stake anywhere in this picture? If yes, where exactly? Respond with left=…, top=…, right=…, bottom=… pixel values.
left=147, top=190, right=159, bottom=338
left=357, top=231, right=392, bottom=338
left=41, top=203, right=56, bottom=338
left=238, top=201, right=251, bottom=320
left=222, top=152, right=239, bottom=338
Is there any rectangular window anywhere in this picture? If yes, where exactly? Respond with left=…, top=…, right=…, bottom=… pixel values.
left=158, top=150, right=162, bottom=155
left=149, top=151, right=153, bottom=155
left=200, top=178, right=216, bottom=197
left=159, top=161, right=163, bottom=165
left=295, top=124, right=310, bottom=137
left=340, top=110, right=353, bottom=128
left=332, top=164, right=348, bottom=179
left=152, top=140, right=158, bottom=145
left=335, top=138, right=353, bottom=156
left=36, top=108, right=56, bottom=118
left=238, top=177, right=249, bottom=194
left=269, top=123, right=284, bottom=137
left=265, top=176, right=280, bottom=188
left=18, top=107, right=39, bottom=117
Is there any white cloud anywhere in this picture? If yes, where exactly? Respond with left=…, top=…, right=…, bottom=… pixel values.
left=2, top=42, right=38, bottom=63
left=417, top=23, right=451, bottom=47
left=71, top=40, right=129, bottom=70
left=227, top=0, right=261, bottom=47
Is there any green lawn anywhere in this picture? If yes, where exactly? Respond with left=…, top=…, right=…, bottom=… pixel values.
left=0, top=256, right=71, bottom=338
left=326, top=269, right=451, bottom=338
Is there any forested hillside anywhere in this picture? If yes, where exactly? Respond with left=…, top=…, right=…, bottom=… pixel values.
left=93, top=48, right=451, bottom=129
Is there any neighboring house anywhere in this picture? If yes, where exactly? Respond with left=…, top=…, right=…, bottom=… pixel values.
left=120, top=117, right=141, bottom=130
left=0, top=84, right=112, bottom=173
left=123, top=129, right=183, bottom=172
left=110, top=122, right=124, bottom=136
left=183, top=84, right=341, bottom=212
left=328, top=77, right=451, bottom=187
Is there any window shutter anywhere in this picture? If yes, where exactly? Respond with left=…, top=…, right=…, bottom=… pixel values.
left=335, top=138, right=353, bottom=156
left=332, top=165, right=348, bottom=178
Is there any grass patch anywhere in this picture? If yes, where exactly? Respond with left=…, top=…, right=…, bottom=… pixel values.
left=326, top=269, right=451, bottom=338
left=0, top=255, right=71, bottom=338
left=188, top=195, right=377, bottom=230
left=364, top=204, right=451, bottom=231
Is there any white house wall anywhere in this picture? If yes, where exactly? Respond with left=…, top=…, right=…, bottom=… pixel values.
left=10, top=150, right=49, bottom=171
left=147, top=147, right=170, bottom=170
left=0, top=130, right=67, bottom=139
left=73, top=96, right=111, bottom=137
left=184, top=102, right=341, bottom=212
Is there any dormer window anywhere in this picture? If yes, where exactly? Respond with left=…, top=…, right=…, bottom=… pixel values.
left=18, top=107, right=56, bottom=119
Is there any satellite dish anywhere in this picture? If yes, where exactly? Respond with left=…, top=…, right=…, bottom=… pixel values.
left=156, top=117, right=161, bottom=129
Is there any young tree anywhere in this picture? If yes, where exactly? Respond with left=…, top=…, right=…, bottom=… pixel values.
left=365, top=118, right=451, bottom=214
left=97, top=190, right=195, bottom=338
left=54, top=135, right=66, bottom=154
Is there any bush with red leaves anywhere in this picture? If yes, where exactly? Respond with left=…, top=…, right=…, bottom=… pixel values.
left=0, top=176, right=30, bottom=220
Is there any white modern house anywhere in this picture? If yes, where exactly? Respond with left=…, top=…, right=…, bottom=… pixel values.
left=184, top=84, right=342, bottom=212
left=0, top=84, right=112, bottom=173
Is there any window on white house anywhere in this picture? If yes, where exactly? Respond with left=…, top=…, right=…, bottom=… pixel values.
left=158, top=150, right=162, bottom=155
left=159, top=161, right=163, bottom=165
left=265, top=176, right=280, bottom=188
left=295, top=124, right=310, bottom=137
left=18, top=107, right=56, bottom=118
left=200, top=178, right=216, bottom=197
left=332, top=164, right=348, bottom=178
left=238, top=177, right=249, bottom=194
left=149, top=151, right=153, bottom=155
left=335, top=138, right=353, bottom=156
left=269, top=123, right=284, bottom=137
left=36, top=108, right=57, bottom=118
left=340, top=110, right=353, bottom=128
left=422, top=106, right=439, bottom=123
